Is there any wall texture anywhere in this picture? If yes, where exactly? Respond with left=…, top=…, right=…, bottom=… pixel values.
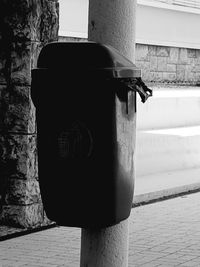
left=0, top=0, right=59, bottom=228
left=136, top=44, right=200, bottom=85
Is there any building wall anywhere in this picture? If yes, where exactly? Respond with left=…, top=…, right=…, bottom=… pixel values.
left=136, top=2, right=200, bottom=49
left=136, top=44, right=200, bottom=84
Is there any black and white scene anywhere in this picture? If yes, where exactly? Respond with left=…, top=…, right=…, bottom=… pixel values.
left=0, top=0, right=200, bottom=266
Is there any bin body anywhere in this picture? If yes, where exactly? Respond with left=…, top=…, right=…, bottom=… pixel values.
left=31, top=42, right=139, bottom=228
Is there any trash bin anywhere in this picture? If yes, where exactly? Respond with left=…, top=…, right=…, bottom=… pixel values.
left=31, top=42, right=151, bottom=228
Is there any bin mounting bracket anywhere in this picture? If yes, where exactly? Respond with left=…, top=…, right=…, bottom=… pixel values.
left=118, top=77, right=153, bottom=103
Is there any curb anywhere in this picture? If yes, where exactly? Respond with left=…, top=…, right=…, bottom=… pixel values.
left=133, top=182, right=200, bottom=207
left=0, top=223, right=57, bottom=242
left=1, top=183, right=200, bottom=241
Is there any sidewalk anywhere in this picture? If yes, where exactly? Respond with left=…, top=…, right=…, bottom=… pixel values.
left=1, top=192, right=200, bottom=266
left=1, top=167, right=200, bottom=241
left=134, top=167, right=200, bottom=205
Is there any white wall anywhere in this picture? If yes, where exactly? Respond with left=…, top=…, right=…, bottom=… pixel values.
left=137, top=1, right=200, bottom=49
left=59, top=0, right=88, bottom=38
left=59, top=0, right=200, bottom=49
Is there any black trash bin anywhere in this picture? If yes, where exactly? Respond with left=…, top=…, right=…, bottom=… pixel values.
left=31, top=42, right=142, bottom=228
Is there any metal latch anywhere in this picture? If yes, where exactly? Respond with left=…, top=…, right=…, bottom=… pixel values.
left=118, top=77, right=153, bottom=103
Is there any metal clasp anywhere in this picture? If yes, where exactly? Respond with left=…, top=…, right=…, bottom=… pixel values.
left=118, top=78, right=153, bottom=103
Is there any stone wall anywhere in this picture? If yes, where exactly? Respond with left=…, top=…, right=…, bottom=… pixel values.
left=136, top=44, right=200, bottom=85
left=0, top=0, right=59, bottom=228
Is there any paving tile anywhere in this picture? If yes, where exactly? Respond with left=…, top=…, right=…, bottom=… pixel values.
left=1, top=193, right=200, bottom=266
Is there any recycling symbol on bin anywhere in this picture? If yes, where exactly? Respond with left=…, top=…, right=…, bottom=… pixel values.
left=58, top=121, right=93, bottom=159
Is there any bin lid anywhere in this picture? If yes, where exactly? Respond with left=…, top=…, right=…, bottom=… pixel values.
left=36, top=42, right=141, bottom=78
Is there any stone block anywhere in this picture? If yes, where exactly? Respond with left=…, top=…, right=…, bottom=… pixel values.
left=137, top=61, right=151, bottom=81
left=177, top=71, right=185, bottom=82
left=163, top=72, right=176, bottom=82
left=157, top=46, right=170, bottom=57
left=188, top=58, right=196, bottom=71
left=177, top=64, right=186, bottom=72
left=185, top=68, right=196, bottom=83
left=157, top=57, right=167, bottom=71
left=148, top=45, right=157, bottom=56
left=0, top=84, right=36, bottom=133
left=167, top=64, right=176, bottom=72
left=193, top=64, right=200, bottom=72
left=188, top=49, right=196, bottom=58
left=149, top=56, right=158, bottom=71
left=0, top=0, right=58, bottom=86
left=31, top=42, right=43, bottom=69
left=136, top=44, right=149, bottom=61
left=179, top=48, right=188, bottom=64
left=169, top=47, right=179, bottom=63
left=150, top=72, right=163, bottom=82
left=0, top=41, right=42, bottom=86
left=142, top=70, right=152, bottom=82
left=39, top=0, right=59, bottom=43
left=176, top=64, right=186, bottom=82
left=0, top=203, right=44, bottom=228
left=0, top=0, right=59, bottom=43
left=196, top=50, right=200, bottom=64
left=4, top=178, right=41, bottom=205
left=136, top=60, right=150, bottom=71
left=0, top=134, right=37, bottom=181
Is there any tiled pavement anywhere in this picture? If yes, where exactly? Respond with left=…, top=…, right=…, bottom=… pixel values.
left=1, top=192, right=200, bottom=266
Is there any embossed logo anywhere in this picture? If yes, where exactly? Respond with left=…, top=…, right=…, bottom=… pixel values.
left=58, top=121, right=93, bottom=159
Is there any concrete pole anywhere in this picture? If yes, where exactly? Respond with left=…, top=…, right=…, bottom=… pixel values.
left=87, top=0, right=136, bottom=61
left=80, top=1, right=137, bottom=267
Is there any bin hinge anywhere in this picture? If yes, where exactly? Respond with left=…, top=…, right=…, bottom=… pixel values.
left=118, top=78, right=153, bottom=103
